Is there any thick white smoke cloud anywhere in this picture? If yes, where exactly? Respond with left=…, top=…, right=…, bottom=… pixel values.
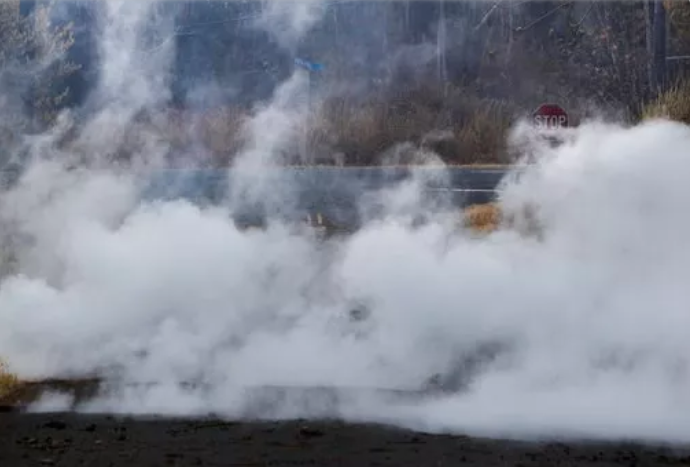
left=1, top=0, right=690, bottom=446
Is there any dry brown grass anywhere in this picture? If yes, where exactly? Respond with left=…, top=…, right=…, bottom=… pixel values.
left=641, top=79, right=690, bottom=124
left=193, top=106, right=248, bottom=164
left=142, top=84, right=518, bottom=167
left=452, top=102, right=513, bottom=164
left=315, top=86, right=516, bottom=166
left=56, top=83, right=517, bottom=167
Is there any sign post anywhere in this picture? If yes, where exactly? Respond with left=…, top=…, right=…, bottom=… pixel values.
left=532, top=103, right=569, bottom=130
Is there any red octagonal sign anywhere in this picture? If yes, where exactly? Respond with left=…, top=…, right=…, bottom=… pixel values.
left=533, top=103, right=569, bottom=130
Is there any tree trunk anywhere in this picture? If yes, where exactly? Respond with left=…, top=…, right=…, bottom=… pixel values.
left=645, top=0, right=654, bottom=92
left=647, top=0, right=667, bottom=95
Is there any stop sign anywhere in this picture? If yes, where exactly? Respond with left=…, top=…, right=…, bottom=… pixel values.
left=533, top=104, right=569, bottom=129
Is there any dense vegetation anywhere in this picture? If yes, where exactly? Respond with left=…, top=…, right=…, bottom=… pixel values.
left=4, top=0, right=690, bottom=167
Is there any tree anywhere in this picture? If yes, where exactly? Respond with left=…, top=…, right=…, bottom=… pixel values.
left=0, top=0, right=80, bottom=132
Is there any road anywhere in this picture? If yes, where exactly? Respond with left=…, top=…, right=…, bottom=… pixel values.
left=141, top=166, right=511, bottom=228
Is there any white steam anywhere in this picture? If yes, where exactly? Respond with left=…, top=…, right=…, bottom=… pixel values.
left=77, top=0, right=175, bottom=167
left=1, top=0, right=690, bottom=446
left=254, top=0, right=324, bottom=51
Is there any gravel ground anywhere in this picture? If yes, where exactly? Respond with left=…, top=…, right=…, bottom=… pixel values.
left=2, top=411, right=690, bottom=467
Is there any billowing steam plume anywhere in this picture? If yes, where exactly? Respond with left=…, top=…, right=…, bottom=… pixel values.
left=0, top=0, right=689, bottom=446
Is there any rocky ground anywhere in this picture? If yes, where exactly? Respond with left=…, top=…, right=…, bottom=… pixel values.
left=1, top=410, right=690, bottom=467
left=2, top=377, right=690, bottom=466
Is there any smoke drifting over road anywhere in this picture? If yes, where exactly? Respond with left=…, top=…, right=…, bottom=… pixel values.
left=1, top=0, right=690, bottom=446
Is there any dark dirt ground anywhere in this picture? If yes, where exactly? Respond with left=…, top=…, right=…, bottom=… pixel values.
left=2, top=410, right=690, bottom=467
left=2, top=380, right=690, bottom=467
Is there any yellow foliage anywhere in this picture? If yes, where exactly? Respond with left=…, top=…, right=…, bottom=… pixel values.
left=463, top=203, right=501, bottom=233
left=0, top=359, right=19, bottom=401
left=641, top=80, right=690, bottom=124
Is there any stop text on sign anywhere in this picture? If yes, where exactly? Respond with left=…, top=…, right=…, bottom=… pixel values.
left=532, top=104, right=569, bottom=129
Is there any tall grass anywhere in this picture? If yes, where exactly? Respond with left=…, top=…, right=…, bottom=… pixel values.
left=641, top=79, right=690, bottom=124
left=64, top=84, right=519, bottom=167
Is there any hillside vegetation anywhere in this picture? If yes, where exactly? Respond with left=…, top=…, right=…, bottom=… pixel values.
left=1, top=1, right=690, bottom=167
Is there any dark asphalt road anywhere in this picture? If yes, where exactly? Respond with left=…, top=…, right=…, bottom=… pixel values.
left=141, top=167, right=511, bottom=228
